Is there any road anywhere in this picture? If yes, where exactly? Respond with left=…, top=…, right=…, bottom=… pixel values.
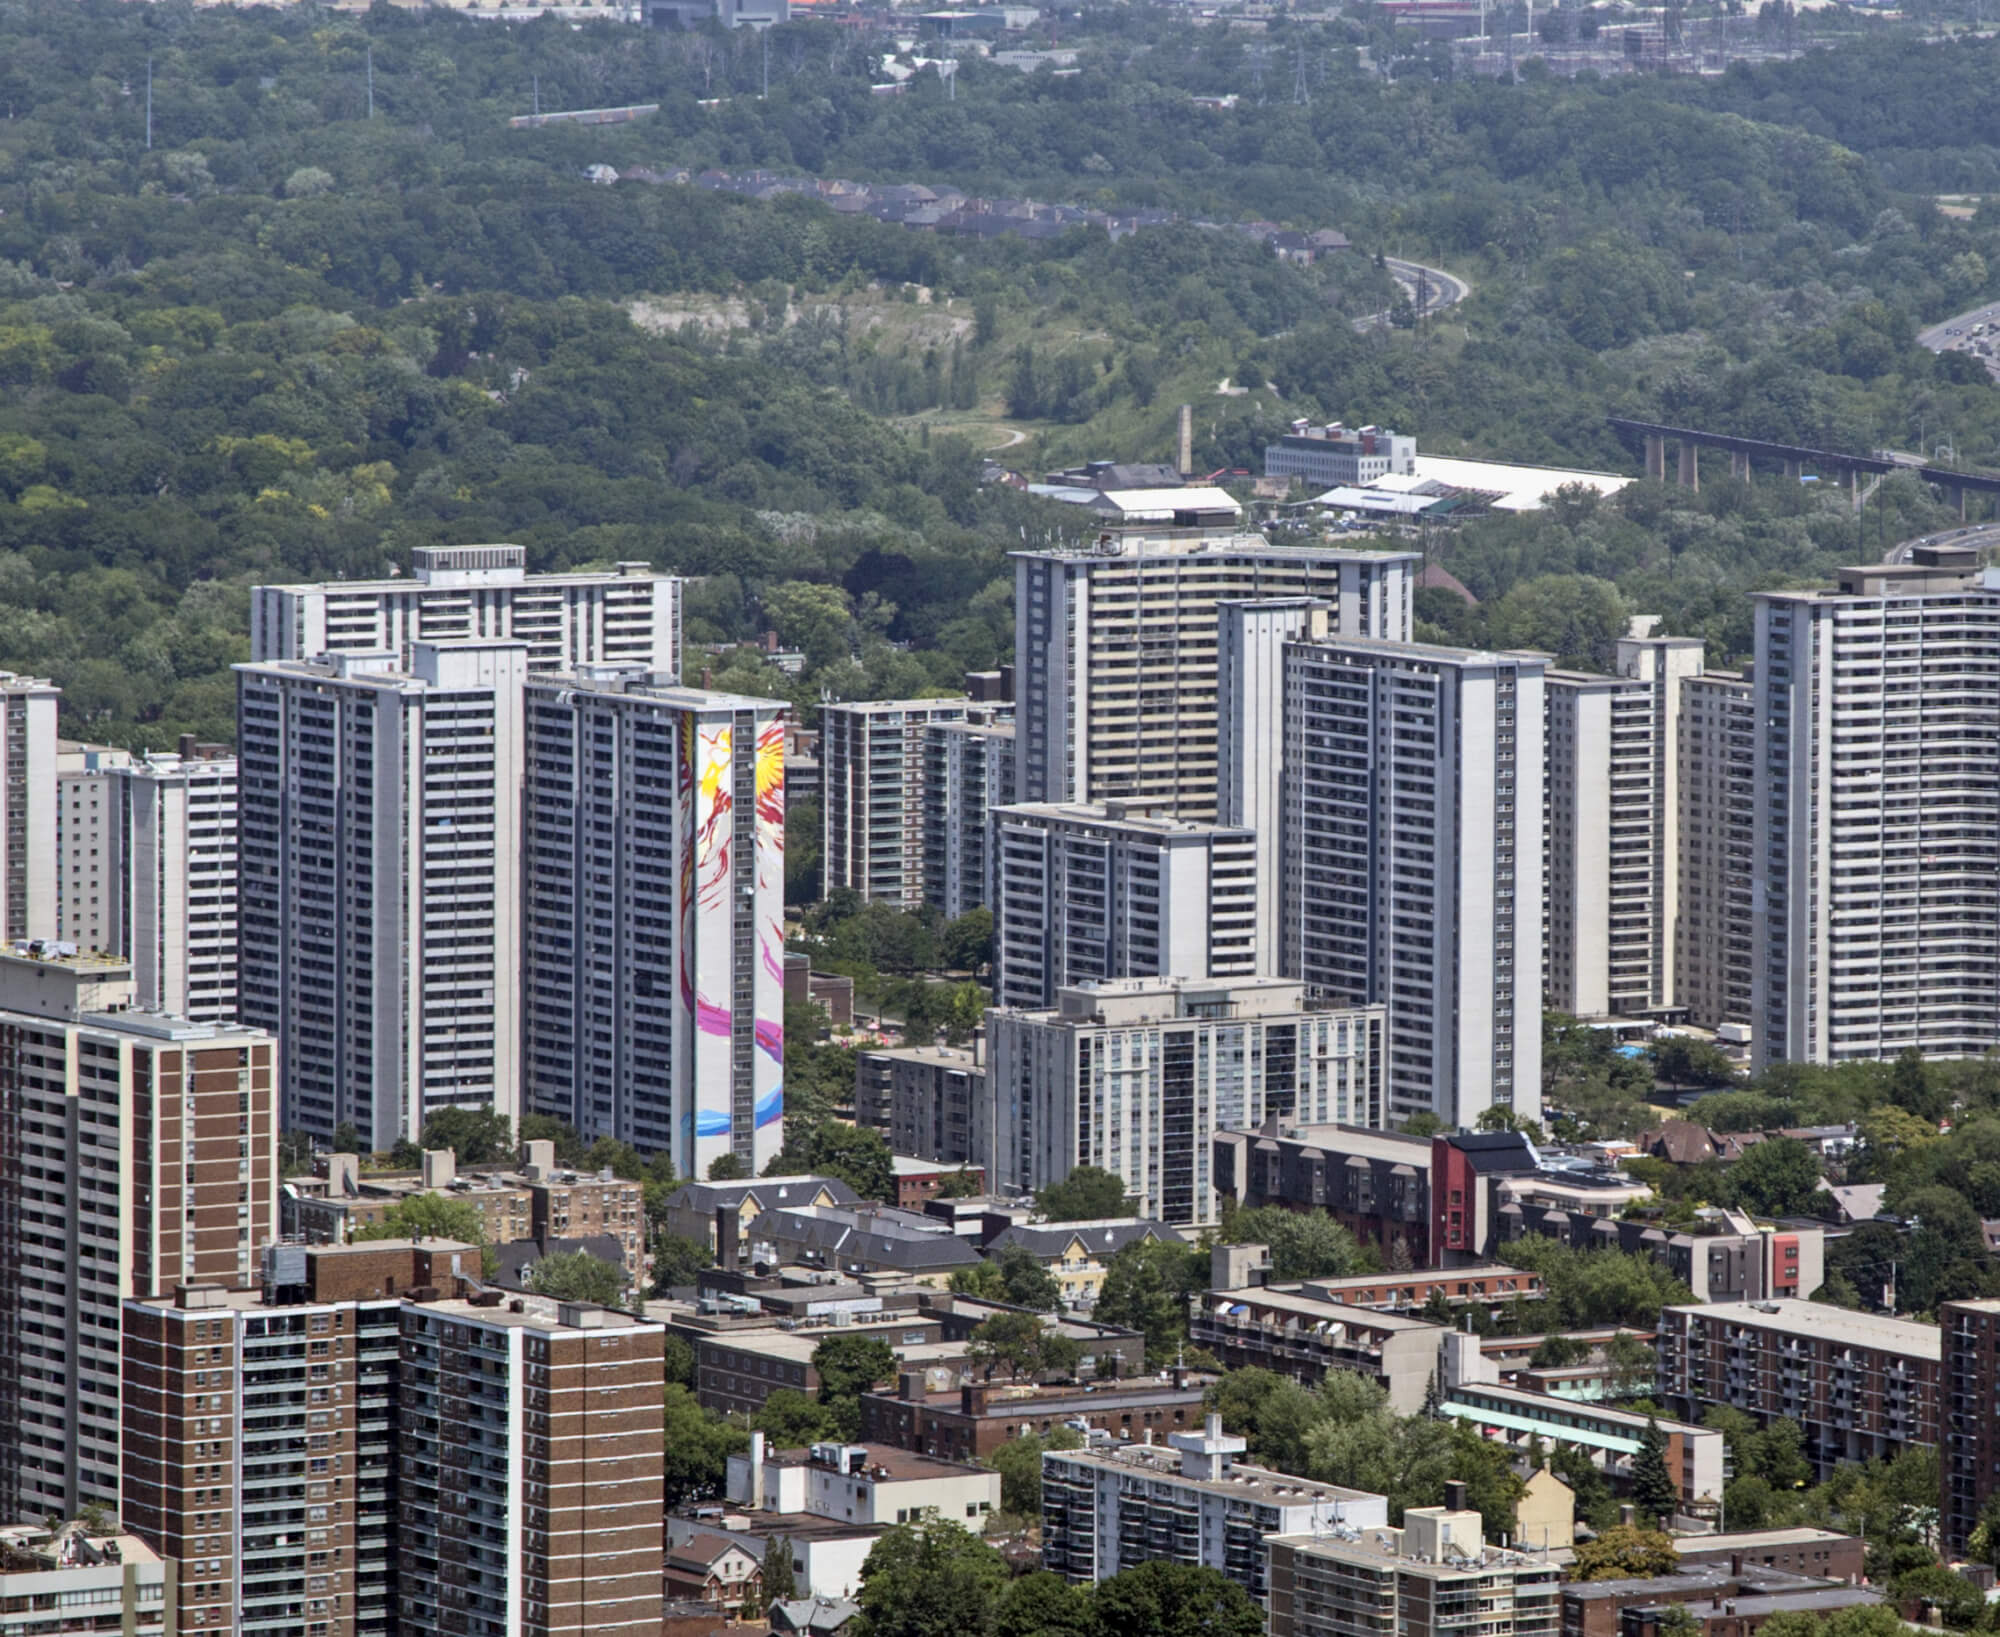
left=1355, top=257, right=1472, bottom=333
left=1882, top=520, right=2000, bottom=564
left=1916, top=298, right=2000, bottom=381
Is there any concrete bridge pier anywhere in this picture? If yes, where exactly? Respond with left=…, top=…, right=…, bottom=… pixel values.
left=1783, top=459, right=1803, bottom=483
left=1645, top=435, right=1666, bottom=482
left=1730, top=451, right=1751, bottom=483
left=1677, top=441, right=1699, bottom=490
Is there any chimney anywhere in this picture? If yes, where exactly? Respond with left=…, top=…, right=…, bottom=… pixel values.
left=717, top=1205, right=742, bottom=1271
left=325, top=1152, right=359, bottom=1197
left=1206, top=1412, right=1223, bottom=1441
left=521, top=1139, right=556, bottom=1179
left=749, top=1431, right=767, bottom=1509
left=178, top=733, right=197, bottom=760
left=1177, top=404, right=1194, bottom=476
left=421, top=1149, right=455, bottom=1189
left=1445, top=1479, right=1468, bottom=1512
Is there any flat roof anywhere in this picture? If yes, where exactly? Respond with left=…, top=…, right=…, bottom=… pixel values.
left=697, top=1333, right=967, bottom=1368
left=1408, top=454, right=1632, bottom=511
left=1207, top=1285, right=1443, bottom=1335
left=1048, top=1444, right=1382, bottom=1511
left=992, top=801, right=1252, bottom=839
left=1268, top=1528, right=1558, bottom=1577
left=762, top=1445, right=993, bottom=1481
left=1665, top=1299, right=1941, bottom=1359
left=1445, top=1381, right=1710, bottom=1438
left=1675, top=1528, right=1857, bottom=1552
left=1297, top=634, right=1550, bottom=670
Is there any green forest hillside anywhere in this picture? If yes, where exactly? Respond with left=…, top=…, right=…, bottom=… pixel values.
left=1, top=0, right=1999, bottom=744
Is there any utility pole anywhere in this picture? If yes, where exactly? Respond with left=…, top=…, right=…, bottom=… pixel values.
left=533, top=73, right=540, bottom=116
left=145, top=56, right=153, bottom=150
left=761, top=29, right=769, bottom=99
left=367, top=45, right=374, bottom=118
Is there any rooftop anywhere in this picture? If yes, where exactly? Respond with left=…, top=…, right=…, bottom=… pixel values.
left=1011, top=536, right=1420, bottom=566
left=259, top=549, right=669, bottom=595
left=1674, top=1528, right=1858, bottom=1553
left=1049, top=1441, right=1383, bottom=1512
left=1666, top=1298, right=1942, bottom=1358
left=988, top=1220, right=1178, bottom=1258
left=1445, top=1380, right=1711, bottom=1438
left=1296, top=634, right=1551, bottom=671
left=1268, top=1519, right=1559, bottom=1577
left=993, top=801, right=1253, bottom=840
left=1203, top=1285, right=1443, bottom=1336
left=764, top=1443, right=992, bottom=1481
left=887, top=1376, right=1217, bottom=1415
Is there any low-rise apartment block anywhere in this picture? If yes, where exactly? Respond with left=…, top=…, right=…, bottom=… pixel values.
left=1499, top=1208, right=1822, bottom=1304
left=1267, top=1495, right=1561, bottom=1637
left=0, top=1525, right=172, bottom=1637
left=1042, top=1414, right=1388, bottom=1602
left=860, top=1374, right=1216, bottom=1462
left=1657, top=1300, right=1940, bottom=1476
left=1190, top=1276, right=1444, bottom=1413
left=855, top=1041, right=985, bottom=1165
left=727, top=1435, right=1000, bottom=1528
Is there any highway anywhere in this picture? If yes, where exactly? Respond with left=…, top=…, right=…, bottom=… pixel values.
left=1916, top=299, right=2000, bottom=380
left=1355, top=257, right=1471, bottom=332
left=1881, top=521, right=2000, bottom=564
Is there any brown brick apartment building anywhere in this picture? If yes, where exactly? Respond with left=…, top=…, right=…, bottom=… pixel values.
left=123, top=1242, right=665, bottom=1637
left=1657, top=1300, right=1939, bottom=1478
left=0, top=946, right=278, bottom=1521
left=860, top=1375, right=1216, bottom=1461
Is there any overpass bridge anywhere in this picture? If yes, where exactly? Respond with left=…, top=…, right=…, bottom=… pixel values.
left=1607, top=416, right=2000, bottom=518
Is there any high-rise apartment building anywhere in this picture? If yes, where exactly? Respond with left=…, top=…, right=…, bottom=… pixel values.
left=1013, top=536, right=1416, bottom=820
left=522, top=667, right=786, bottom=1174
left=1941, top=1299, right=2000, bottom=1558
left=1266, top=1502, right=1561, bottom=1637
left=1754, top=545, right=2000, bottom=1068
left=56, top=742, right=131, bottom=955
left=1542, top=621, right=1705, bottom=1019
left=923, top=719, right=1015, bottom=920
left=1282, top=638, right=1546, bottom=1128
left=1219, top=597, right=1330, bottom=970
left=250, top=546, right=681, bottom=677
left=122, top=1242, right=665, bottom=1637
left=397, top=1297, right=666, bottom=1637
left=62, top=744, right=241, bottom=1023
left=984, top=976, right=1385, bottom=1225
left=0, top=946, right=277, bottom=1521
left=990, top=801, right=1257, bottom=1013
left=236, top=642, right=527, bottom=1150
left=0, top=673, right=61, bottom=944
left=1675, top=668, right=1756, bottom=1034
left=820, top=698, right=973, bottom=907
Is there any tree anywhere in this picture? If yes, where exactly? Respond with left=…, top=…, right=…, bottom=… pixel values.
left=966, top=1310, right=1076, bottom=1381
left=1572, top=1524, right=1680, bottom=1581
left=417, top=1106, right=513, bottom=1166
left=761, top=1536, right=797, bottom=1617
left=813, top=1334, right=897, bottom=1437
left=952, top=1243, right=1064, bottom=1311
left=1530, top=1334, right=1587, bottom=1368
left=936, top=1169, right=984, bottom=1200
left=653, top=1232, right=715, bottom=1296
left=709, top=1154, right=747, bottom=1181
left=854, top=1520, right=1009, bottom=1637
left=1725, top=1137, right=1826, bottom=1218
left=1888, top=1564, right=1983, bottom=1630
left=764, top=1119, right=895, bottom=1203
left=1090, top=1561, right=1265, bottom=1637
left=997, top=1571, right=1093, bottom=1637
left=1497, top=1239, right=1695, bottom=1330
left=663, top=1384, right=748, bottom=1508
left=1487, top=575, right=1629, bottom=670
left=331, top=1121, right=360, bottom=1155
left=526, top=1249, right=625, bottom=1307
left=1651, top=1036, right=1739, bottom=1091
left=1605, top=1332, right=1658, bottom=1400
left=1225, top=1208, right=1374, bottom=1281
left=1632, top=1418, right=1678, bottom=1525
left=986, top=1426, right=1082, bottom=1517
left=1402, top=1113, right=1448, bottom=1137
left=356, top=1193, right=486, bottom=1247
left=756, top=1387, right=845, bottom=1447
left=762, top=581, right=854, bottom=673
left=1094, top=1238, right=1207, bottom=1364
left=939, top=908, right=993, bottom=972
left=663, top=1333, right=696, bottom=1388
left=1035, top=1166, right=1132, bottom=1221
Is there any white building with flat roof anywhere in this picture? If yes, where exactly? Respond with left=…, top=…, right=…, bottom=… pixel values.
left=1043, top=1415, right=1388, bottom=1602
left=990, top=801, right=1257, bottom=1013
left=0, top=674, right=60, bottom=944
left=1754, top=545, right=2000, bottom=1068
left=1543, top=620, right=1707, bottom=1019
left=1282, top=637, right=1546, bottom=1128
left=1675, top=667, right=1756, bottom=1034
left=984, top=976, right=1385, bottom=1225
left=250, top=544, right=681, bottom=676
left=1013, top=536, right=1416, bottom=821
left=236, top=642, right=527, bottom=1149
left=55, top=741, right=130, bottom=956
left=523, top=665, right=786, bottom=1174
left=820, top=698, right=976, bottom=908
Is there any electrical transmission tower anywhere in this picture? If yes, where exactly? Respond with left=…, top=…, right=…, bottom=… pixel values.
left=1292, top=42, right=1310, bottom=105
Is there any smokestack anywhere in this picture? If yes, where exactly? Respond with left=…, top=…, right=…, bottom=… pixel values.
left=1177, top=404, right=1194, bottom=476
